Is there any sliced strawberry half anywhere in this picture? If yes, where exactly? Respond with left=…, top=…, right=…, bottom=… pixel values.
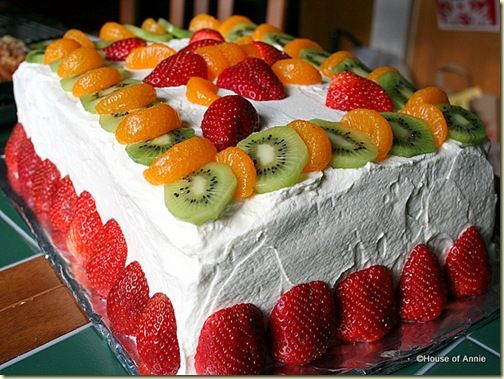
left=195, top=303, right=266, bottom=375
left=48, top=176, right=78, bottom=249
left=398, top=244, right=446, bottom=322
left=5, top=123, right=27, bottom=195
left=85, top=219, right=127, bottom=297
left=178, top=38, right=222, bottom=54
left=326, top=71, right=393, bottom=112
left=445, top=226, right=491, bottom=298
left=32, top=159, right=61, bottom=227
left=144, top=50, right=208, bottom=87
left=107, top=261, right=150, bottom=335
left=104, top=37, right=147, bottom=61
left=334, top=265, right=395, bottom=342
left=217, top=57, right=286, bottom=101
left=268, top=280, right=336, bottom=365
left=190, top=29, right=224, bottom=44
left=137, top=293, right=180, bottom=375
left=252, top=41, right=289, bottom=66
left=17, top=138, right=42, bottom=208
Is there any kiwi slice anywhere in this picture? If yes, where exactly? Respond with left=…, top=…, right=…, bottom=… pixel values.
left=310, top=119, right=378, bottom=168
left=49, top=59, right=60, bottom=72
left=237, top=126, right=308, bottom=194
left=376, top=71, right=416, bottom=110
left=262, top=32, right=295, bottom=48
left=26, top=50, right=45, bottom=63
left=158, top=18, right=193, bottom=39
left=330, top=57, right=371, bottom=77
left=438, top=104, right=487, bottom=145
left=227, top=23, right=257, bottom=41
left=99, top=111, right=129, bottom=132
left=94, top=40, right=112, bottom=50
left=299, top=48, right=330, bottom=68
left=80, top=79, right=139, bottom=113
left=382, top=112, right=436, bottom=157
left=60, top=75, right=81, bottom=92
left=124, top=24, right=173, bottom=42
left=126, top=128, right=195, bottom=165
left=164, top=162, right=237, bottom=225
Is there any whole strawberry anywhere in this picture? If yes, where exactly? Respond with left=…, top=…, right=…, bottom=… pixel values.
left=334, top=265, right=395, bottom=342
left=48, top=176, right=78, bottom=249
left=252, top=41, right=289, bottom=66
left=326, top=72, right=393, bottom=112
left=137, top=293, right=180, bottom=375
left=32, top=159, right=61, bottom=227
left=268, top=281, right=336, bottom=365
left=190, top=29, right=224, bottom=44
left=179, top=38, right=222, bottom=54
left=86, top=219, right=127, bottom=297
left=144, top=50, right=208, bottom=87
left=217, top=57, right=286, bottom=101
left=104, top=37, right=147, bottom=61
left=107, top=261, right=150, bottom=335
left=5, top=123, right=27, bottom=195
left=195, top=303, right=266, bottom=375
left=201, top=95, right=260, bottom=151
left=398, top=244, right=446, bottom=322
left=445, top=226, right=491, bottom=298
left=17, top=138, right=42, bottom=208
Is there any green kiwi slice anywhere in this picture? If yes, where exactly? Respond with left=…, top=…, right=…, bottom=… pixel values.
left=94, top=40, right=112, bottom=50
left=164, top=162, right=237, bottom=225
left=99, top=111, right=129, bottom=132
left=330, top=57, right=371, bottom=77
left=124, top=24, right=173, bottom=42
left=49, top=59, right=60, bottom=72
left=310, top=119, right=378, bottom=168
left=80, top=79, right=140, bottom=113
left=60, top=75, right=81, bottom=92
left=262, top=32, right=295, bottom=48
left=227, top=23, right=257, bottom=41
left=376, top=71, right=416, bottom=110
left=438, top=104, right=487, bottom=145
left=26, top=50, right=45, bottom=63
left=299, top=48, right=331, bottom=68
left=158, top=18, right=193, bottom=39
left=382, top=112, right=436, bottom=157
left=126, top=128, right=195, bottom=165
left=237, top=126, right=308, bottom=194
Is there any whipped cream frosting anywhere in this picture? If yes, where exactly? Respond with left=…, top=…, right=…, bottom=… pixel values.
left=13, top=44, right=497, bottom=373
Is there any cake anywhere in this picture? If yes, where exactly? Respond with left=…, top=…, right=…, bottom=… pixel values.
left=6, top=15, right=497, bottom=375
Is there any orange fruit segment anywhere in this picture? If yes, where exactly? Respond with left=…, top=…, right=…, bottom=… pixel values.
left=72, top=66, right=123, bottom=97
left=218, top=15, right=253, bottom=40
left=57, top=47, right=104, bottom=78
left=284, top=38, right=322, bottom=58
left=189, top=14, right=221, bottom=32
left=288, top=120, right=332, bottom=172
left=400, top=104, right=448, bottom=148
left=99, top=22, right=135, bottom=41
left=252, top=23, right=282, bottom=41
left=341, top=109, right=393, bottom=161
left=216, top=147, right=257, bottom=199
left=141, top=18, right=166, bottom=34
left=63, top=29, right=94, bottom=48
left=320, top=51, right=356, bottom=77
left=44, top=38, right=81, bottom=64
left=125, top=43, right=176, bottom=69
left=367, top=66, right=398, bottom=83
left=241, top=43, right=261, bottom=58
left=234, top=35, right=254, bottom=45
left=406, top=86, right=450, bottom=107
left=186, top=77, right=219, bottom=106
left=272, top=58, right=321, bottom=85
left=144, top=136, right=217, bottom=185
left=196, top=45, right=230, bottom=80
left=95, top=83, right=157, bottom=114
left=215, top=42, right=247, bottom=66
left=116, top=103, right=182, bottom=144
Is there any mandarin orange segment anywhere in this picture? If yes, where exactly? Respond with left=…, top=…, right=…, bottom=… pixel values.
left=63, top=29, right=94, bottom=48
left=44, top=38, right=81, bottom=64
left=367, top=66, right=398, bottom=83
left=116, top=103, right=181, bottom=144
left=216, top=147, right=257, bottom=199
left=141, top=18, right=166, bottom=34
left=406, top=86, right=450, bottom=107
left=144, top=136, right=217, bottom=185
left=189, top=14, right=221, bottom=32
left=272, top=58, right=321, bottom=85
left=341, top=109, right=393, bottom=161
left=319, top=50, right=356, bottom=77
left=57, top=47, right=104, bottom=78
left=99, top=22, right=135, bottom=41
left=234, top=35, right=254, bottom=45
left=284, top=38, right=322, bottom=58
left=218, top=15, right=253, bottom=40
left=95, top=83, right=157, bottom=114
left=241, top=43, right=261, bottom=58
left=72, top=66, right=123, bottom=97
left=125, top=43, right=176, bottom=69
left=252, top=23, right=282, bottom=41
left=288, top=120, right=332, bottom=172
left=216, top=42, right=247, bottom=66
left=186, top=77, right=219, bottom=106
left=400, top=104, right=448, bottom=148
left=196, top=45, right=230, bottom=80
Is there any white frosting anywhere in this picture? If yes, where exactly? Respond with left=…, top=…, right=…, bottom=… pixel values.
left=13, top=50, right=496, bottom=374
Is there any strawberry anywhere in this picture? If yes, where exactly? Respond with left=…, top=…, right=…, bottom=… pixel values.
left=334, top=265, right=395, bottom=342
left=107, top=261, right=150, bottom=335
left=217, top=57, right=286, bottom=101
left=104, top=37, right=147, bottom=61
left=5, top=123, right=27, bottom=195
left=66, top=191, right=103, bottom=266
left=201, top=95, right=259, bottom=151
left=85, top=219, right=127, bottom=297
left=190, top=28, right=225, bottom=44
left=326, top=72, right=393, bottom=112
left=195, top=303, right=266, bottom=375
left=252, top=41, right=289, bottom=66
left=268, top=281, right=336, bottom=365
left=144, top=50, right=208, bottom=87
left=398, top=244, right=446, bottom=322
left=178, top=38, right=222, bottom=54
left=445, top=226, right=491, bottom=298
left=48, top=176, right=78, bottom=249
left=137, top=293, right=180, bottom=375
left=32, top=159, right=61, bottom=227
left=17, top=138, right=42, bottom=208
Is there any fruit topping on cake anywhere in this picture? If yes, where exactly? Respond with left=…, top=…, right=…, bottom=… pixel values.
left=252, top=23, right=282, bottom=41
left=124, top=24, right=173, bottom=43
left=400, top=103, right=448, bottom=148
left=32, top=159, right=61, bottom=226
left=44, top=38, right=81, bottom=64
left=288, top=120, right=332, bottom=172
left=80, top=79, right=140, bottom=113
left=272, top=58, right=321, bottom=85
left=189, top=13, right=221, bottom=32
left=125, top=43, right=176, bottom=69
left=104, top=37, right=147, bottom=61
left=48, top=176, right=78, bottom=249
left=190, top=28, right=225, bottom=43
left=406, top=86, right=450, bottom=107
left=141, top=18, right=166, bottom=35
left=218, top=15, right=254, bottom=41
left=63, top=29, right=94, bottom=48
left=57, top=47, right=104, bottom=78
left=179, top=38, right=222, bottom=54
left=368, top=66, right=417, bottom=110
left=216, top=147, right=257, bottom=200
left=246, top=41, right=289, bottom=66
left=438, top=104, right=487, bottom=145
left=17, top=138, right=42, bottom=207
left=95, top=82, right=157, bottom=114
left=5, top=122, right=27, bottom=195
left=186, top=77, right=219, bottom=106
left=71, top=66, right=124, bottom=97
left=195, top=44, right=232, bottom=80
left=319, top=50, right=371, bottom=78
left=99, top=22, right=135, bottom=41
left=283, top=38, right=323, bottom=59
left=144, top=51, right=208, bottom=87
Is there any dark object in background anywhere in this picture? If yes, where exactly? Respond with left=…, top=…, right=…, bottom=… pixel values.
left=0, top=81, right=16, bottom=129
